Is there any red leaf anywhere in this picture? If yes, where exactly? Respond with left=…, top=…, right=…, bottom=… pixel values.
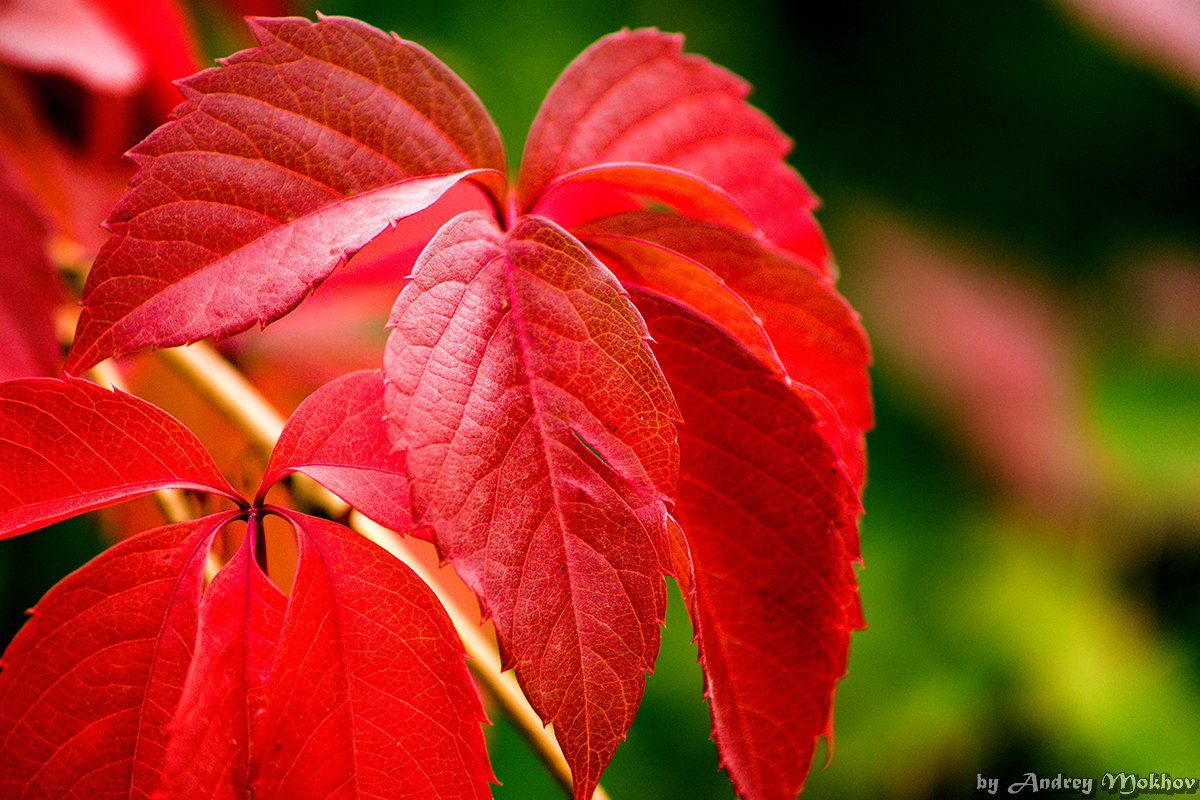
left=260, top=369, right=411, bottom=533
left=0, top=160, right=63, bottom=381
left=537, top=163, right=753, bottom=234
left=248, top=510, right=493, bottom=799
left=384, top=211, right=679, bottom=798
left=0, top=377, right=242, bottom=539
left=0, top=515, right=228, bottom=800
left=633, top=290, right=863, bottom=800
left=66, top=14, right=506, bottom=375
left=516, top=28, right=829, bottom=268
left=577, top=211, right=871, bottom=490
left=154, top=519, right=286, bottom=800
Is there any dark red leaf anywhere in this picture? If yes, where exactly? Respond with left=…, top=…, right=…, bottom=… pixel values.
left=0, top=160, right=62, bottom=381
left=516, top=28, right=829, bottom=268
left=0, top=377, right=242, bottom=539
left=384, top=211, right=679, bottom=798
left=633, top=290, right=863, bottom=800
left=66, top=14, right=506, bottom=375
left=577, top=211, right=871, bottom=490
left=260, top=369, right=411, bottom=533
left=154, top=518, right=286, bottom=800
left=247, top=509, right=494, bottom=799
left=0, top=515, right=229, bottom=800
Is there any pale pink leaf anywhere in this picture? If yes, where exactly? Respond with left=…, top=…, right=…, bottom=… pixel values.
left=0, top=0, right=143, bottom=93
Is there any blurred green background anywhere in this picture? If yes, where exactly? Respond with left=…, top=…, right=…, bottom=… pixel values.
left=4, top=0, right=1199, bottom=797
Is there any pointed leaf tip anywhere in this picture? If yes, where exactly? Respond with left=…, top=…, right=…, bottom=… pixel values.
left=0, top=377, right=241, bottom=539
left=517, top=27, right=826, bottom=265
left=577, top=211, right=871, bottom=491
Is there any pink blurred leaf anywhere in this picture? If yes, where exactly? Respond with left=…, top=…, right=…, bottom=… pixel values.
left=0, top=377, right=242, bottom=539
left=261, top=369, right=411, bottom=533
left=1058, top=0, right=1200, bottom=97
left=383, top=211, right=679, bottom=798
left=633, top=289, right=863, bottom=800
left=0, top=0, right=144, bottom=93
left=66, top=14, right=506, bottom=374
left=853, top=211, right=1095, bottom=508
left=517, top=28, right=829, bottom=268
left=0, top=515, right=228, bottom=799
left=90, top=0, right=206, bottom=120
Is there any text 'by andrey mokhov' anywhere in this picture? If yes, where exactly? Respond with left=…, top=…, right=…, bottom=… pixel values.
left=977, top=771, right=1199, bottom=797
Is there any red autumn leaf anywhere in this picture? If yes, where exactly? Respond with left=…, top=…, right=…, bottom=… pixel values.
left=259, top=369, right=411, bottom=533
left=154, top=519, right=286, bottom=800
left=632, top=289, right=863, bottom=800
left=66, top=14, right=507, bottom=375
left=155, top=509, right=492, bottom=800
left=0, top=160, right=63, bottom=381
left=384, top=211, right=679, bottom=799
left=0, top=515, right=228, bottom=800
left=532, top=163, right=754, bottom=234
left=575, top=210, right=871, bottom=490
left=14, top=14, right=870, bottom=798
left=0, top=377, right=242, bottom=539
left=516, top=28, right=830, bottom=268
left=247, top=509, right=493, bottom=799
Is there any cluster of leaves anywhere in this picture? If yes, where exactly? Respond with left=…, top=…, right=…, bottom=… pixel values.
left=0, top=12, right=869, bottom=800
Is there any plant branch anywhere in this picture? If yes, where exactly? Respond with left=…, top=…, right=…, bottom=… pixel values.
left=156, top=345, right=284, bottom=460
left=155, top=342, right=607, bottom=800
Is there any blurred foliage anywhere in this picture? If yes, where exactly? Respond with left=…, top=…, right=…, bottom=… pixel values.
left=3, top=0, right=1199, bottom=797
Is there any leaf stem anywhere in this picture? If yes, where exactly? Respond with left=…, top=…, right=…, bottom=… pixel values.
left=155, top=342, right=609, bottom=800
